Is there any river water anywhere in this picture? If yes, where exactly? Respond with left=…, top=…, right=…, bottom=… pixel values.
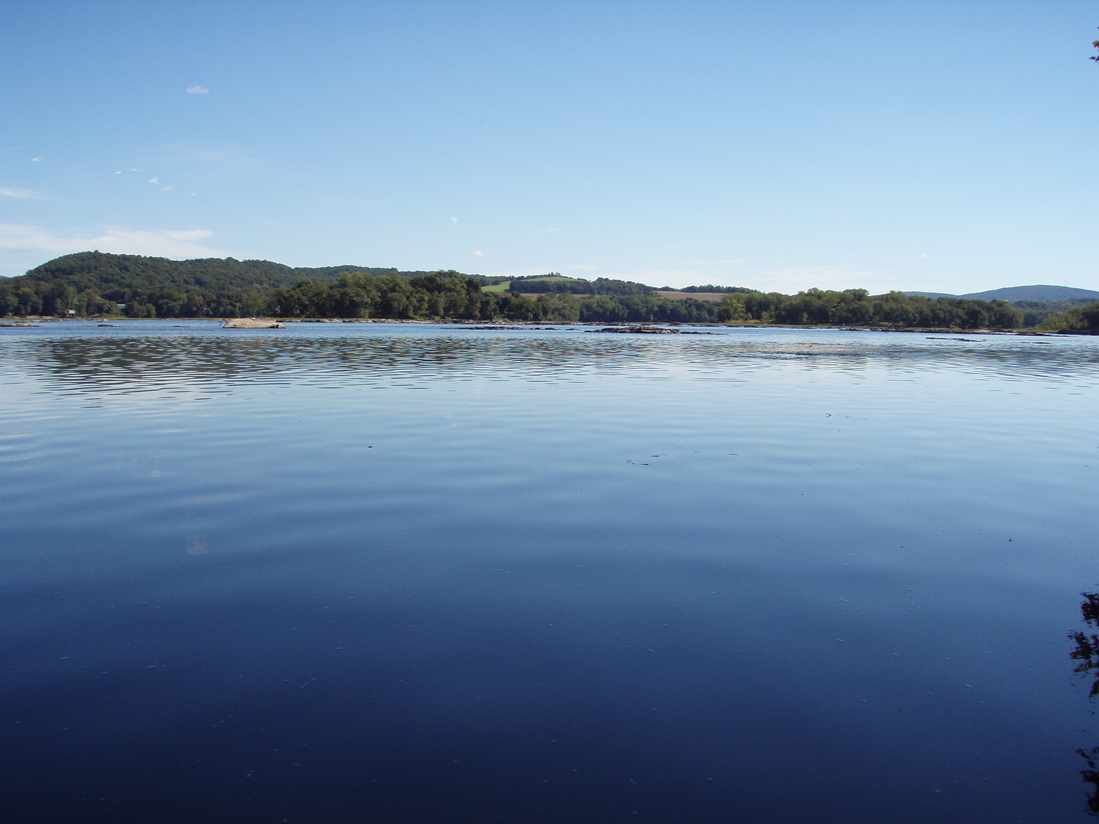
left=2, top=321, right=1098, bottom=821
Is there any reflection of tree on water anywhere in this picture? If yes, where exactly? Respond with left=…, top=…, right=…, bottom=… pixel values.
left=1070, top=593, right=1099, bottom=814
left=6, top=334, right=1098, bottom=400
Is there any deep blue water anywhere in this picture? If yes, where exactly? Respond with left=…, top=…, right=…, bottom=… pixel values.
left=2, top=320, right=1098, bottom=822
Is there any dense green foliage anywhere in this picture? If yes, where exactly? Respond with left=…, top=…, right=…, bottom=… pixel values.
left=1006, top=300, right=1097, bottom=329
left=268, top=284, right=1024, bottom=328
left=0, top=251, right=1038, bottom=330
left=273, top=274, right=723, bottom=322
left=507, top=273, right=652, bottom=296
left=0, top=252, right=463, bottom=318
left=1041, top=301, right=1099, bottom=333
left=717, top=289, right=1022, bottom=328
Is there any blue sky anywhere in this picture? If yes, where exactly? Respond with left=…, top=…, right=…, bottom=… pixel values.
left=1, top=1, right=1096, bottom=293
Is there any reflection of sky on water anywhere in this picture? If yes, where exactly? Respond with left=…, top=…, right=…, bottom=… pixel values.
left=1, top=322, right=1098, bottom=822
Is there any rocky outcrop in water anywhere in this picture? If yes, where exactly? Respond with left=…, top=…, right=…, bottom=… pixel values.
left=223, top=318, right=285, bottom=329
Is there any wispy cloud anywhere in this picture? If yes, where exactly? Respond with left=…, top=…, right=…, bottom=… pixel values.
left=30, top=156, right=42, bottom=163
left=185, top=84, right=209, bottom=95
left=147, top=177, right=160, bottom=185
left=160, top=185, right=175, bottom=192
left=0, top=224, right=225, bottom=259
left=449, top=216, right=459, bottom=225
left=0, top=187, right=41, bottom=200
left=471, top=249, right=484, bottom=257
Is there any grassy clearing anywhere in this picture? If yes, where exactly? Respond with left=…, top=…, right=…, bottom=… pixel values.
left=655, top=290, right=728, bottom=303
left=517, top=275, right=586, bottom=285
left=507, top=290, right=731, bottom=303
left=516, top=292, right=599, bottom=300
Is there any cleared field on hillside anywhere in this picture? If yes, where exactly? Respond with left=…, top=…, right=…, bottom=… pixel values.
left=655, top=291, right=728, bottom=302
left=508, top=290, right=733, bottom=302
left=520, top=275, right=584, bottom=284
left=516, top=293, right=591, bottom=300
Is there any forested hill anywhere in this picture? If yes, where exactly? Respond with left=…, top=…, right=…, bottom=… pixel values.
left=4, top=250, right=1096, bottom=331
left=0, top=251, right=494, bottom=317
left=16, top=251, right=467, bottom=294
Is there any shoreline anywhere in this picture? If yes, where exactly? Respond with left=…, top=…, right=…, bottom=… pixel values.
left=3, top=315, right=1095, bottom=336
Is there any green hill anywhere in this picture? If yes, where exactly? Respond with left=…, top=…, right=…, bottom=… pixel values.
left=15, top=251, right=465, bottom=293
left=0, top=251, right=482, bottom=316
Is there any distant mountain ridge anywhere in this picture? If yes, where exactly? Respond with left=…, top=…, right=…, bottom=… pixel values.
left=905, top=285, right=1099, bottom=303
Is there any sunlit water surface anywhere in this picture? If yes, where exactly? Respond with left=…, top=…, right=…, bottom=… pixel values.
left=2, top=321, right=1098, bottom=822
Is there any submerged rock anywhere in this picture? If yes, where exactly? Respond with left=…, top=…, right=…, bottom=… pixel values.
left=592, top=326, right=680, bottom=335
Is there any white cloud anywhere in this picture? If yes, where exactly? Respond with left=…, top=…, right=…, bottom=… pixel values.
left=0, top=224, right=225, bottom=259
left=30, top=156, right=42, bottom=163
left=128, top=168, right=141, bottom=173
left=160, top=185, right=175, bottom=192
left=0, top=187, right=40, bottom=200
left=147, top=176, right=160, bottom=184
left=113, top=170, right=123, bottom=175
left=471, top=249, right=484, bottom=257
left=449, top=216, right=459, bottom=224
left=185, top=84, right=209, bottom=95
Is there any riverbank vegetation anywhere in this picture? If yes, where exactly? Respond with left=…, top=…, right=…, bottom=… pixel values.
left=1039, top=302, right=1099, bottom=334
left=2, top=251, right=1096, bottom=332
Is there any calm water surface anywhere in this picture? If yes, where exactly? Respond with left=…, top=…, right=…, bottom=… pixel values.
left=2, top=321, right=1098, bottom=822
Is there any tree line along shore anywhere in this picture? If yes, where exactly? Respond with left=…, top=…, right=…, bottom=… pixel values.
left=2, top=252, right=1097, bottom=333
